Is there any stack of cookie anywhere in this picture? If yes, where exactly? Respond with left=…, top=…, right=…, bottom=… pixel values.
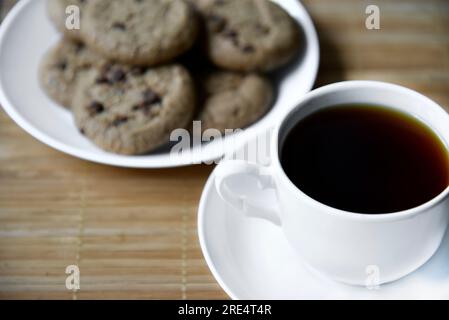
left=40, top=0, right=300, bottom=155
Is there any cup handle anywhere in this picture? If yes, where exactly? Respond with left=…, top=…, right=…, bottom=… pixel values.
left=214, top=160, right=282, bottom=226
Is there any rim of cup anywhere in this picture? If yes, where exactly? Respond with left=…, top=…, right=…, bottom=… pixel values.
left=271, top=80, right=449, bottom=222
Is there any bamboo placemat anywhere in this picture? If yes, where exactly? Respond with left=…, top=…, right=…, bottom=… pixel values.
left=0, top=0, right=448, bottom=300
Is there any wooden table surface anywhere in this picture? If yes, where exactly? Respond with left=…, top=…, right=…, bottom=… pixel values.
left=0, top=0, right=448, bottom=300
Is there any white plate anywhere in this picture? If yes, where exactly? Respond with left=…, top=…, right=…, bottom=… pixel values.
left=0, top=0, right=319, bottom=168
left=198, top=161, right=449, bottom=300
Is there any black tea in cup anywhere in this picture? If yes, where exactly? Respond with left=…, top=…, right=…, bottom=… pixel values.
left=281, top=105, right=449, bottom=214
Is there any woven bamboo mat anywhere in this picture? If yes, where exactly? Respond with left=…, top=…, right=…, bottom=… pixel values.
left=0, top=0, right=448, bottom=299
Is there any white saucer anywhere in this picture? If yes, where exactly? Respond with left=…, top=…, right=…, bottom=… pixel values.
left=198, top=167, right=449, bottom=300
left=0, top=0, right=319, bottom=168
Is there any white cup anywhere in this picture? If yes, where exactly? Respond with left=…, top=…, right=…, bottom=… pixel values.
left=215, top=81, right=449, bottom=286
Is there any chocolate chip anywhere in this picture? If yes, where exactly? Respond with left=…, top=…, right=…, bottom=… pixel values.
left=142, top=89, right=162, bottom=106
left=222, top=28, right=239, bottom=46
left=112, top=22, right=126, bottom=31
left=87, top=101, right=105, bottom=116
left=96, top=65, right=127, bottom=84
left=132, top=89, right=162, bottom=115
left=96, top=64, right=113, bottom=84
left=74, top=42, right=85, bottom=53
left=208, top=14, right=226, bottom=32
left=255, top=24, right=270, bottom=35
left=222, top=28, right=238, bottom=39
left=95, top=76, right=109, bottom=84
left=112, top=116, right=129, bottom=126
left=242, top=44, right=255, bottom=53
left=132, top=103, right=153, bottom=115
left=56, top=60, right=67, bottom=70
left=109, top=67, right=126, bottom=83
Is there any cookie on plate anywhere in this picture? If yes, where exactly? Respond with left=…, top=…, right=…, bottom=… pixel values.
left=81, top=0, right=199, bottom=66
left=194, top=0, right=300, bottom=72
left=47, top=0, right=88, bottom=40
left=198, top=70, right=273, bottom=133
left=73, top=63, right=196, bottom=155
left=39, top=38, right=102, bottom=108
